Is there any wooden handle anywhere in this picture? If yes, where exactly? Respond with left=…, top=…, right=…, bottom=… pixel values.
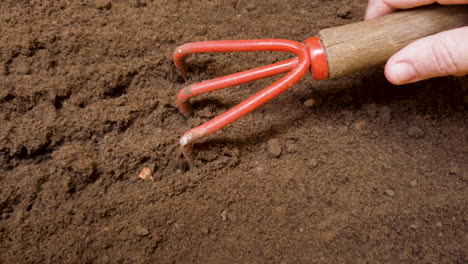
left=318, top=4, right=468, bottom=79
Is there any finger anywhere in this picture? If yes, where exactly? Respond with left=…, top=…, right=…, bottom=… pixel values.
left=365, top=0, right=468, bottom=20
left=383, top=0, right=468, bottom=10
left=365, top=0, right=396, bottom=20
left=384, top=27, right=468, bottom=85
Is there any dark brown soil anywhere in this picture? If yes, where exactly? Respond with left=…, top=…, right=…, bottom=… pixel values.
left=1, top=0, right=467, bottom=263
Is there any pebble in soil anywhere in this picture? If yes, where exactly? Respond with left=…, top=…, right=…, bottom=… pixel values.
left=267, top=138, right=282, bottom=158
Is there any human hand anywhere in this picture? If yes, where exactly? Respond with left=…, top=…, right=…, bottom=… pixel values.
left=365, top=0, right=468, bottom=85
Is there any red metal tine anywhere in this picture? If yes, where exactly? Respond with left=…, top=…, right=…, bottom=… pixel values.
left=174, top=39, right=303, bottom=77
left=177, top=58, right=299, bottom=116
left=173, top=39, right=310, bottom=164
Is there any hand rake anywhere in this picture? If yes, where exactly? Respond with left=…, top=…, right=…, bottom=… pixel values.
left=173, top=5, right=468, bottom=167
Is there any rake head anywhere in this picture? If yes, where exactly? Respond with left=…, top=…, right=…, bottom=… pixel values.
left=173, top=37, right=328, bottom=167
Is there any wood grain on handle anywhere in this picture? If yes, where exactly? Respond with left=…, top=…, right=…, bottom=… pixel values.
left=318, top=5, right=468, bottom=79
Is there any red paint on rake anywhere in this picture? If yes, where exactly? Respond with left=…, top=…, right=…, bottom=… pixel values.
left=177, top=58, right=299, bottom=116
left=173, top=37, right=327, bottom=165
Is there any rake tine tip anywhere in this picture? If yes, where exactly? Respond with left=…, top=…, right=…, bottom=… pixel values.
left=173, top=48, right=190, bottom=77
left=177, top=85, right=194, bottom=116
left=179, top=139, right=195, bottom=168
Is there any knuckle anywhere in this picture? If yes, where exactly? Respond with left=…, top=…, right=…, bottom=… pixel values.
left=431, top=38, right=460, bottom=76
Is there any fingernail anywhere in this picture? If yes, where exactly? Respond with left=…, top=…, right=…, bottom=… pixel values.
left=387, top=62, right=417, bottom=85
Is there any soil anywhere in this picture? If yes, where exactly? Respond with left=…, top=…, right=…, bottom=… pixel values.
left=1, top=0, right=467, bottom=263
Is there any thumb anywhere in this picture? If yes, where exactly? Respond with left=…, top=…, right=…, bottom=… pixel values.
left=384, top=27, right=468, bottom=85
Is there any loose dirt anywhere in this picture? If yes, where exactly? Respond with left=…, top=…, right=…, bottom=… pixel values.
left=1, top=0, right=467, bottom=263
